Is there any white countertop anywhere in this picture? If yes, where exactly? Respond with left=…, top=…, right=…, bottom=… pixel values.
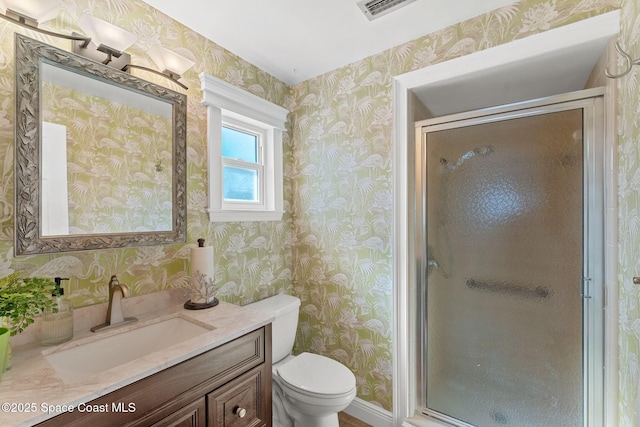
left=0, top=291, right=272, bottom=426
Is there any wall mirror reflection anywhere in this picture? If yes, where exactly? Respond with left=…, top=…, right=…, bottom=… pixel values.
left=15, top=34, right=187, bottom=255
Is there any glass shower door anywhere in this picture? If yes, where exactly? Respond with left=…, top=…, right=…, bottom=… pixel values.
left=420, top=102, right=593, bottom=427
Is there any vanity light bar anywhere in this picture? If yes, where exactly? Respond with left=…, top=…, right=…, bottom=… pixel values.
left=72, top=36, right=132, bottom=71
left=122, top=46, right=194, bottom=91
left=147, top=45, right=195, bottom=77
left=122, top=64, right=189, bottom=90
left=0, top=3, right=191, bottom=91
left=0, top=0, right=58, bottom=26
left=0, top=9, right=91, bottom=44
left=78, top=14, right=137, bottom=53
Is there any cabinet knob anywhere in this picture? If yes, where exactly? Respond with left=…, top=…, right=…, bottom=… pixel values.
left=233, top=406, right=247, bottom=418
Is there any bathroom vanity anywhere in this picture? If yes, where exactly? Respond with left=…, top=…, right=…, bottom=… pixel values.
left=36, top=327, right=271, bottom=426
left=0, top=291, right=273, bottom=427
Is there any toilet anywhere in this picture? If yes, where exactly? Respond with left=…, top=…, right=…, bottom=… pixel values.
left=245, top=294, right=357, bottom=427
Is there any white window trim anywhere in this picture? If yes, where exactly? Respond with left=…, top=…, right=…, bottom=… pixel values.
left=200, top=73, right=288, bottom=222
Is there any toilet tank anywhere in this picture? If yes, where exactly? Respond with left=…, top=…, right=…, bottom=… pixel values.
left=245, top=294, right=300, bottom=363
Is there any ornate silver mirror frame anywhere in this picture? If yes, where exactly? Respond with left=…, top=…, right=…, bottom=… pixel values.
left=14, top=34, right=187, bottom=255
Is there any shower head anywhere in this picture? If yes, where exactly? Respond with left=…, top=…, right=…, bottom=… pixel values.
left=440, top=145, right=494, bottom=171
left=473, top=145, right=494, bottom=157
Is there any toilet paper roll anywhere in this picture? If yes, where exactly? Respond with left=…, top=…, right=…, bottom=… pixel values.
left=190, top=245, right=215, bottom=303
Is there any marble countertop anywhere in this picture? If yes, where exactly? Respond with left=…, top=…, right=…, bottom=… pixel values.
left=0, top=290, right=273, bottom=426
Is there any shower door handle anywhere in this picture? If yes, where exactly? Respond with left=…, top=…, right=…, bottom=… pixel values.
left=580, top=277, right=592, bottom=299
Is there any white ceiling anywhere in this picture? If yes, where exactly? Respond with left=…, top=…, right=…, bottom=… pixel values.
left=141, top=0, right=520, bottom=85
left=141, top=0, right=616, bottom=118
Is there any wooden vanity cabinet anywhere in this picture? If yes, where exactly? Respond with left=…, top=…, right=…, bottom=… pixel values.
left=37, top=325, right=272, bottom=427
left=207, top=365, right=268, bottom=427
left=151, top=398, right=206, bottom=426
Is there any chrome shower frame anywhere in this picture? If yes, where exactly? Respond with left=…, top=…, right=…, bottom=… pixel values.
left=412, top=87, right=605, bottom=427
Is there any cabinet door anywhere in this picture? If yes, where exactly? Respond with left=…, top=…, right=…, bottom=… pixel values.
left=208, top=365, right=269, bottom=427
left=151, top=398, right=206, bottom=427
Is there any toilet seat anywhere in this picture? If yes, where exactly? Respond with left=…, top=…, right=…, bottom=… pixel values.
left=277, top=352, right=356, bottom=396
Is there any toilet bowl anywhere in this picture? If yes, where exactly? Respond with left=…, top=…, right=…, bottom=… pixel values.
left=276, top=352, right=357, bottom=427
left=245, top=294, right=357, bottom=427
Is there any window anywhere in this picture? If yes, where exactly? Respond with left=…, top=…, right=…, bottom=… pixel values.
left=200, top=73, right=288, bottom=222
left=222, top=120, right=263, bottom=204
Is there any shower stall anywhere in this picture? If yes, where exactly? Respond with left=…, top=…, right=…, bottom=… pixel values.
left=413, top=89, right=605, bottom=427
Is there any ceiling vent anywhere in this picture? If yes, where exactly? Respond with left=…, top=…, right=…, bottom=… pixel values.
left=357, top=0, right=419, bottom=21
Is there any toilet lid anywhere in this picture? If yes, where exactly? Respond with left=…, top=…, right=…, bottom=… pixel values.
left=277, top=352, right=356, bottom=395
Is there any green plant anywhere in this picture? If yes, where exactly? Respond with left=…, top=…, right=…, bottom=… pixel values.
left=0, top=274, right=56, bottom=336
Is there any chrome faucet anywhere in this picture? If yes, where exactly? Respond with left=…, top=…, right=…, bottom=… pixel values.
left=91, top=275, right=138, bottom=332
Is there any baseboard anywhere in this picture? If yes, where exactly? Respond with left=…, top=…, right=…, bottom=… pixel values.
left=344, top=397, right=393, bottom=427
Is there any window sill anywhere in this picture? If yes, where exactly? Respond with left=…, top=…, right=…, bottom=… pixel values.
left=207, top=209, right=284, bottom=222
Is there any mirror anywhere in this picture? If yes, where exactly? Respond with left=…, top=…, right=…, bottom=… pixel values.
left=14, top=34, right=187, bottom=255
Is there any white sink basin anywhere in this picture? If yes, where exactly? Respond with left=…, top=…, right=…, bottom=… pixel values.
left=45, top=316, right=213, bottom=383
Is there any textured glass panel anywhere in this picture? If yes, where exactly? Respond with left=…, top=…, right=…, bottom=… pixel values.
left=425, top=109, right=583, bottom=427
left=223, top=164, right=258, bottom=202
left=222, top=126, right=258, bottom=163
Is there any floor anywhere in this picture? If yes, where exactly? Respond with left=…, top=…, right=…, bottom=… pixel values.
left=339, top=412, right=372, bottom=427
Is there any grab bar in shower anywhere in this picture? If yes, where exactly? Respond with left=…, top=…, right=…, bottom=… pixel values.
left=465, top=278, right=551, bottom=299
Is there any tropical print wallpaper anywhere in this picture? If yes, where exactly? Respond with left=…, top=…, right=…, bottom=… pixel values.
left=288, top=0, right=620, bottom=412
left=42, top=82, right=173, bottom=234
left=616, top=0, right=640, bottom=424
left=0, top=0, right=638, bottom=423
left=0, top=0, right=291, bottom=308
